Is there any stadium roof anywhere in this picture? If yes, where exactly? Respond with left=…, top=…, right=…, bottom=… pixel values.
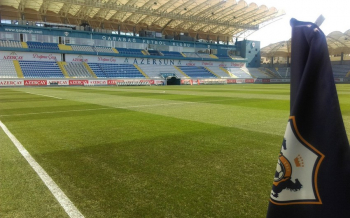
left=261, top=30, right=350, bottom=57
left=0, top=0, right=285, bottom=42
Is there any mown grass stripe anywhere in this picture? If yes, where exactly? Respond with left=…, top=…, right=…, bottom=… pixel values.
left=0, top=120, right=85, bottom=218
left=25, top=92, right=63, bottom=100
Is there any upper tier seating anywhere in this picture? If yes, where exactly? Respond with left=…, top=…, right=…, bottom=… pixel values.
left=71, top=45, right=95, bottom=52
left=197, top=53, right=214, bottom=59
left=91, top=63, right=145, bottom=78
left=94, top=46, right=115, bottom=54
left=27, top=41, right=59, bottom=50
left=178, top=66, right=216, bottom=78
left=0, top=60, right=18, bottom=78
left=160, top=51, right=183, bottom=58
left=183, top=52, right=201, bottom=58
left=116, top=48, right=144, bottom=55
left=19, top=61, right=64, bottom=78
left=216, top=54, right=233, bottom=60
left=147, top=50, right=162, bottom=56
left=64, top=62, right=93, bottom=78
left=0, top=40, right=23, bottom=48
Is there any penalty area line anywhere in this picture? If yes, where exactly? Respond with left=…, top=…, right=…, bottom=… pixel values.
left=0, top=120, right=85, bottom=218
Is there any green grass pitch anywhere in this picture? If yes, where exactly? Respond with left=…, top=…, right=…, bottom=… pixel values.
left=1, top=84, right=350, bottom=218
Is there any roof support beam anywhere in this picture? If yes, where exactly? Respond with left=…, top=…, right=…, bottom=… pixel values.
left=49, top=0, right=259, bottom=30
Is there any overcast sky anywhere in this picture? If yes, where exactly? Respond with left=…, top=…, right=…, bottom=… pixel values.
left=244, top=0, right=350, bottom=48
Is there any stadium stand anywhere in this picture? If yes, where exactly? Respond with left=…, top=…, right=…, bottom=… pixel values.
left=136, top=65, right=182, bottom=79
left=19, top=61, right=64, bottom=78
left=92, top=63, right=145, bottom=78
left=71, top=45, right=95, bottom=52
left=205, top=66, right=233, bottom=78
left=87, top=63, right=107, bottom=78
left=64, top=62, right=93, bottom=78
left=245, top=68, right=270, bottom=78
left=27, top=41, right=59, bottom=50
left=160, top=51, right=184, bottom=58
left=197, top=53, right=215, bottom=59
left=116, top=48, right=145, bottom=55
left=0, top=60, right=18, bottom=78
left=93, top=46, right=116, bottom=54
left=225, top=67, right=252, bottom=78
left=183, top=52, right=201, bottom=58
left=0, top=40, right=23, bottom=48
left=147, top=50, right=162, bottom=56
left=331, top=64, right=350, bottom=78
left=177, top=66, right=216, bottom=78
left=216, top=54, right=233, bottom=60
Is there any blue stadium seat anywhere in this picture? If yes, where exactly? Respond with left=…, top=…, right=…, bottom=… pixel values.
left=19, top=61, right=64, bottom=78
left=89, top=63, right=145, bottom=78
left=178, top=66, right=216, bottom=78
left=26, top=41, right=59, bottom=50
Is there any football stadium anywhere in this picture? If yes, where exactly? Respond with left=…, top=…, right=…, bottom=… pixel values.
left=1, top=0, right=350, bottom=217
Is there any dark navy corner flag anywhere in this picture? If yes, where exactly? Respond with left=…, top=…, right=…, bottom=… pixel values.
left=266, top=18, right=350, bottom=218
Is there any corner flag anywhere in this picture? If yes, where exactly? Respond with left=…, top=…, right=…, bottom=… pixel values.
left=266, top=18, right=350, bottom=218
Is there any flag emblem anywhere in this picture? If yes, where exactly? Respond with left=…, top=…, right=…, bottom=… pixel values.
left=270, top=116, right=324, bottom=205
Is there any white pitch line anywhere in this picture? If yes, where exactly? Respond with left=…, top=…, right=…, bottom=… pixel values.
left=0, top=120, right=85, bottom=218
left=0, top=108, right=112, bottom=117
left=25, top=92, right=63, bottom=100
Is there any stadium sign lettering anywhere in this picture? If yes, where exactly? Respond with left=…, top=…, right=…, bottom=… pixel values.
left=24, top=80, right=47, bottom=86
left=186, top=62, right=195, bottom=66
left=4, top=28, right=43, bottom=34
left=3, top=55, right=23, bottom=60
left=202, top=62, right=213, bottom=66
left=69, top=80, right=88, bottom=85
left=48, top=80, right=69, bottom=85
left=107, top=80, right=117, bottom=85
left=98, top=57, right=116, bottom=62
left=124, top=58, right=179, bottom=66
left=102, top=36, right=137, bottom=43
left=142, top=40, right=167, bottom=46
left=231, top=63, right=244, bottom=67
left=0, top=80, right=23, bottom=86
left=32, top=54, right=57, bottom=60
left=172, top=42, right=191, bottom=47
left=89, top=80, right=107, bottom=85
left=72, top=58, right=88, bottom=62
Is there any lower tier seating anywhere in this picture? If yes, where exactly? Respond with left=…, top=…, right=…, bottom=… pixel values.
left=19, top=61, right=64, bottom=78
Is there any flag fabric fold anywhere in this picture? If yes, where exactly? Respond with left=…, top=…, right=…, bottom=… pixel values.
left=266, top=18, right=350, bottom=218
